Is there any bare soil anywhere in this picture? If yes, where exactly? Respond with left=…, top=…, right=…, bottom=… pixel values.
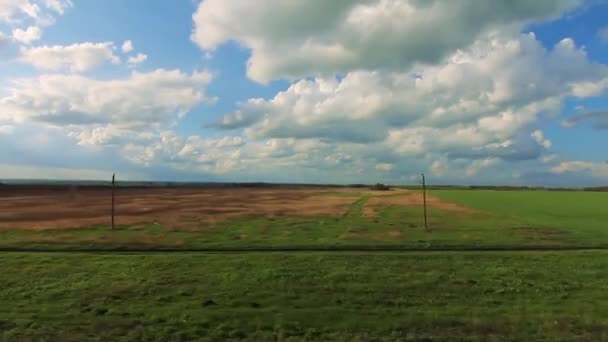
left=365, top=191, right=475, bottom=217
left=0, top=187, right=357, bottom=230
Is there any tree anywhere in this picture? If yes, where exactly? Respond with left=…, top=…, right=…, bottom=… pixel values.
left=370, top=183, right=390, bottom=191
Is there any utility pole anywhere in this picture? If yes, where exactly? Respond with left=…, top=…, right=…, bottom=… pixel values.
left=111, top=173, right=115, bottom=230
left=422, top=173, right=428, bottom=231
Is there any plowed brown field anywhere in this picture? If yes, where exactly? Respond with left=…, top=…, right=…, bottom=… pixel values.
left=0, top=186, right=357, bottom=230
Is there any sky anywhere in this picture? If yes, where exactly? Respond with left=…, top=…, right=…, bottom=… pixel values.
left=0, top=0, right=607, bottom=186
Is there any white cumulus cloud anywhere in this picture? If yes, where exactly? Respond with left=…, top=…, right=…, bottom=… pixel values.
left=127, top=52, right=147, bottom=67
left=41, top=0, right=71, bottom=14
left=531, top=130, right=552, bottom=149
left=121, top=39, right=133, bottom=53
left=552, top=161, right=608, bottom=179
left=18, top=42, right=121, bottom=72
left=213, top=33, right=605, bottom=165
left=0, top=69, right=215, bottom=138
left=12, top=25, right=41, bottom=44
left=0, top=0, right=72, bottom=25
left=192, top=0, right=579, bottom=83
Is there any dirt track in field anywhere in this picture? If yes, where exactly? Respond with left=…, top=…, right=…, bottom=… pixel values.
left=0, top=187, right=358, bottom=230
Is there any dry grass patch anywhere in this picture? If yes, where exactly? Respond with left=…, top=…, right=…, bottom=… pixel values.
left=366, top=191, right=475, bottom=215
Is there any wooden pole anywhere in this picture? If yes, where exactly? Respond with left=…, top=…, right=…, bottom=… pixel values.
left=422, top=173, right=428, bottom=230
left=111, top=173, right=115, bottom=230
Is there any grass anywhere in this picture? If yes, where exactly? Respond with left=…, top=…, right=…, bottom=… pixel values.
left=430, top=190, right=608, bottom=245
left=1, top=251, right=607, bottom=341
left=0, top=189, right=607, bottom=250
left=2, top=189, right=607, bottom=340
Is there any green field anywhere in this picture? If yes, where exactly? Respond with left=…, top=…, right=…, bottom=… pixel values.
left=2, top=251, right=607, bottom=341
left=431, top=190, right=608, bottom=243
left=1, top=189, right=607, bottom=340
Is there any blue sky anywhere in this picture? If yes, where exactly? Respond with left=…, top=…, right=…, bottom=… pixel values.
left=0, top=0, right=607, bottom=185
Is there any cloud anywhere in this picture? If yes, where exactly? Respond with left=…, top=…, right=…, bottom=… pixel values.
left=119, top=130, right=538, bottom=184
left=447, top=138, right=545, bottom=162
left=531, top=130, right=552, bottom=149
left=562, top=109, right=608, bottom=130
left=0, top=0, right=37, bottom=22
left=123, top=132, right=251, bottom=172
left=431, top=160, right=447, bottom=177
left=570, top=78, right=608, bottom=97
left=0, top=0, right=72, bottom=25
left=12, top=25, right=41, bottom=44
left=0, top=0, right=70, bottom=56
left=0, top=124, right=15, bottom=134
left=470, top=158, right=501, bottom=176
left=41, top=0, right=72, bottom=14
left=375, top=163, right=393, bottom=172
left=541, top=154, right=558, bottom=163
left=183, top=30, right=608, bottom=185
left=1, top=30, right=25, bottom=59
left=0, top=1, right=71, bottom=56
left=0, top=69, right=215, bottom=138
left=118, top=129, right=371, bottom=178
left=67, top=125, right=154, bottom=147
left=192, top=0, right=579, bottom=83
left=18, top=42, right=121, bottom=72
left=552, top=161, right=608, bottom=179
left=121, top=39, right=133, bottom=53
left=127, top=52, right=147, bottom=67
left=214, top=33, right=605, bottom=165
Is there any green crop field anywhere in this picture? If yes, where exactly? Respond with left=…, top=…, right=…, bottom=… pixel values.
left=427, top=189, right=608, bottom=247
left=432, top=189, right=608, bottom=235
left=1, top=188, right=607, bottom=340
